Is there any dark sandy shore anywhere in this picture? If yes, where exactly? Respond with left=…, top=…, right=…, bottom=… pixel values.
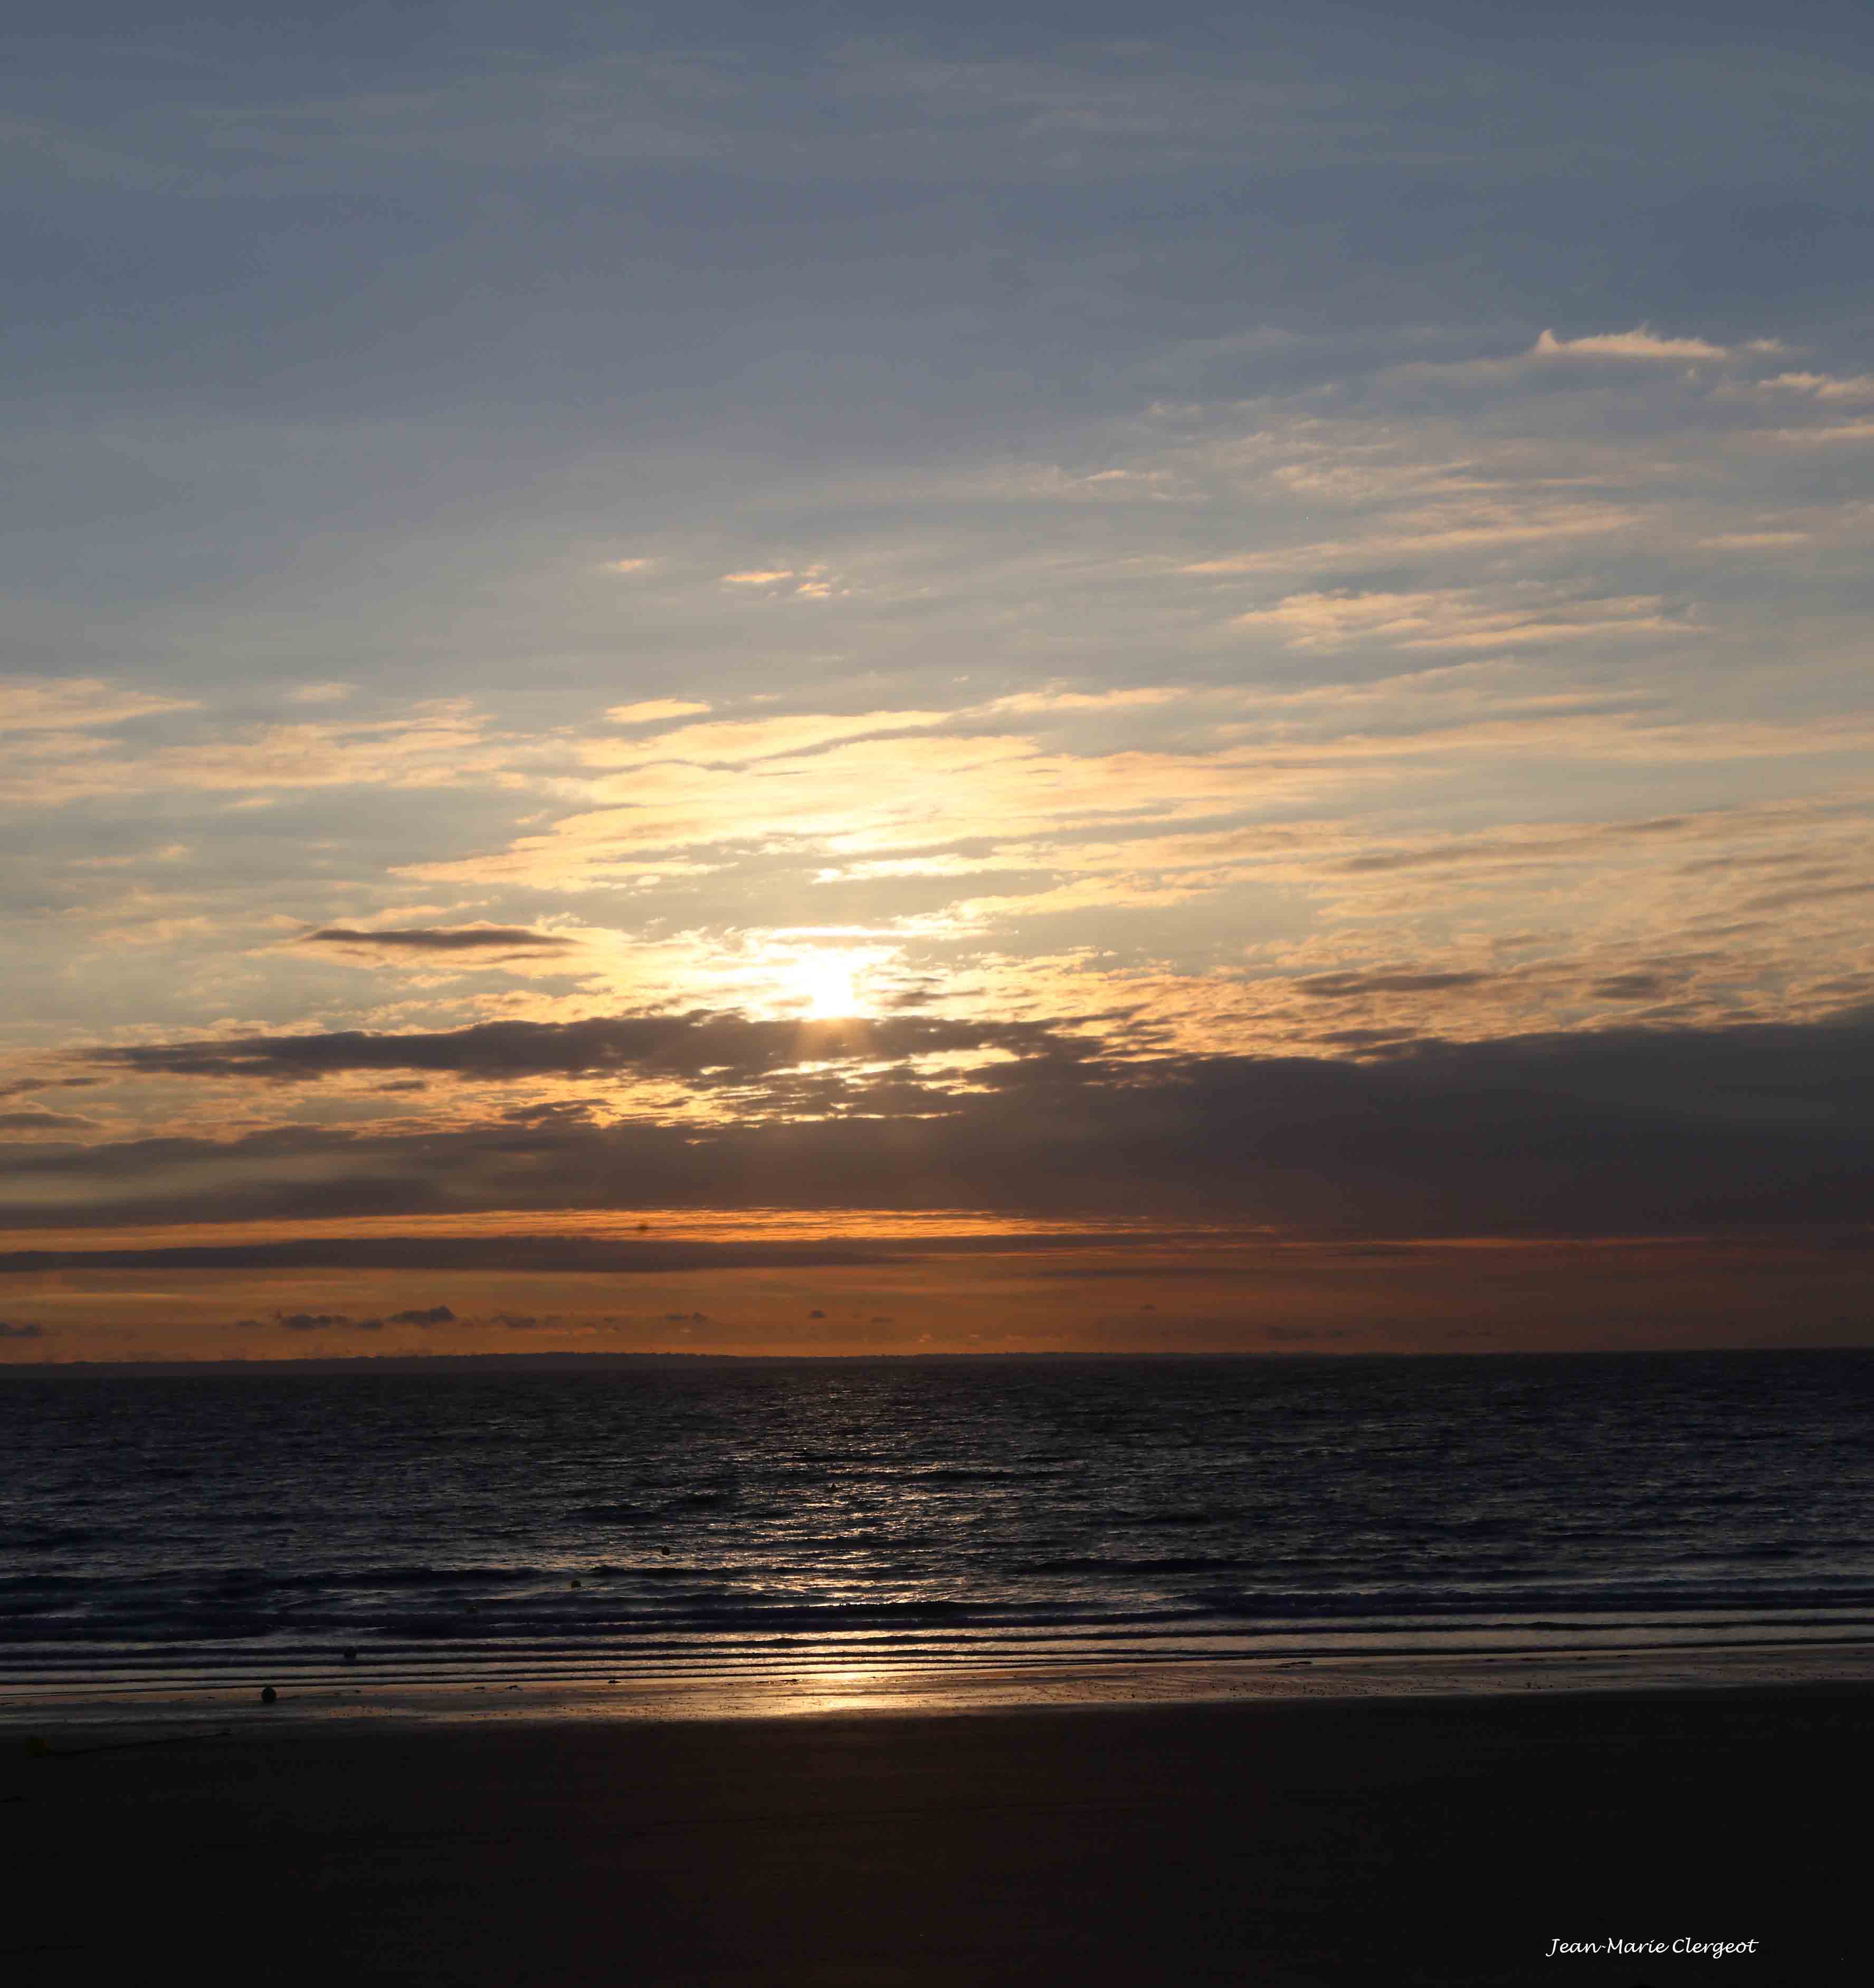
left=4, top=1684, right=1865, bottom=1987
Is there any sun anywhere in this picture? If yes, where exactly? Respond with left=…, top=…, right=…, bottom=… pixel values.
left=795, top=953, right=861, bottom=1018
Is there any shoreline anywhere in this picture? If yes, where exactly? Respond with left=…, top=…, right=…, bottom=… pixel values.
left=8, top=1633, right=1873, bottom=1740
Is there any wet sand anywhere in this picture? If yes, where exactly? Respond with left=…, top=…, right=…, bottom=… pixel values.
left=4, top=1681, right=1866, bottom=1986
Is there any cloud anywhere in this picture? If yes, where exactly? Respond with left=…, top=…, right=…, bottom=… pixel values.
left=69, top=844, right=191, bottom=871
left=5, top=1238, right=893, bottom=1274
left=1531, top=327, right=1729, bottom=362
left=1179, top=502, right=1641, bottom=573
left=603, top=699, right=710, bottom=724
left=1696, top=532, right=1810, bottom=550
left=1589, top=973, right=1674, bottom=1001
left=1736, top=877, right=1874, bottom=914
left=0, top=677, right=196, bottom=731
left=1760, top=420, right=1874, bottom=447
left=0, top=1109, right=97, bottom=1130
left=15, top=1008, right=1874, bottom=1241
left=85, top=1010, right=1069, bottom=1084
left=255, top=1305, right=446, bottom=1331
left=1337, top=825, right=1666, bottom=876
left=0, top=1321, right=46, bottom=1339
left=300, top=924, right=578, bottom=955
left=1229, top=587, right=1690, bottom=654
left=716, top=565, right=846, bottom=599
left=1757, top=372, right=1874, bottom=402
left=0, top=700, right=503, bottom=807
left=398, top=724, right=1331, bottom=895
left=1294, top=970, right=1495, bottom=999
left=984, top=686, right=1185, bottom=716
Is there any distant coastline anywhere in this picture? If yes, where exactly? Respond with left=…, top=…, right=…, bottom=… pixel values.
left=1, top=1347, right=1348, bottom=1375
left=5, top=1344, right=1871, bottom=1377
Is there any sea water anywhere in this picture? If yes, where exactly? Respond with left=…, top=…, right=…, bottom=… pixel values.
left=4, top=1352, right=1872, bottom=1697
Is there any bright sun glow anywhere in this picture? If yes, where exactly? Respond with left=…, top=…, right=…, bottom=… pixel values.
left=794, top=953, right=862, bottom=1018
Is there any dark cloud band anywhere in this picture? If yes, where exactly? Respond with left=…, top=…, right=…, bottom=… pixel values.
left=84, top=1011, right=1073, bottom=1083
left=303, top=926, right=576, bottom=952
left=13, top=1006, right=1874, bottom=1240
left=0, top=1239, right=892, bottom=1275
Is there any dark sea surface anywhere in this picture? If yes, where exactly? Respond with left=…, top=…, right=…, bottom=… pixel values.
left=5, top=1352, right=1873, bottom=1695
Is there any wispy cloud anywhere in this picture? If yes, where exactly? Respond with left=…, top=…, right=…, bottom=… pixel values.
left=604, top=699, right=711, bottom=724
left=0, top=700, right=505, bottom=807
left=1531, top=326, right=1730, bottom=362
left=0, top=678, right=197, bottom=731
left=1756, top=372, right=1874, bottom=402
left=1228, top=586, right=1692, bottom=653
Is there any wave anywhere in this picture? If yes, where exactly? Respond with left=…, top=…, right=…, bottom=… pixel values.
left=11, top=1565, right=1874, bottom=1658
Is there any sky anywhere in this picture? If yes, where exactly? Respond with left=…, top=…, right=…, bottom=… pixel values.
left=5, top=0, right=1873, bottom=1360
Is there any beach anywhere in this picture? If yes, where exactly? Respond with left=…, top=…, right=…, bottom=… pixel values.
left=6, top=1670, right=1865, bottom=1986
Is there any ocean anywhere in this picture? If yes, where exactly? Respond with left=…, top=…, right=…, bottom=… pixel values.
left=4, top=1351, right=1872, bottom=1700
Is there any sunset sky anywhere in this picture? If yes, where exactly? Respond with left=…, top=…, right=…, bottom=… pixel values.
left=5, top=1, right=1873, bottom=1360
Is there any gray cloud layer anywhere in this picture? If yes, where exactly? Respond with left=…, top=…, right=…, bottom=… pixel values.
left=2, top=1239, right=889, bottom=1275
left=302, top=926, right=576, bottom=953
left=16, top=1007, right=1873, bottom=1239
left=87, top=1012, right=1072, bottom=1083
